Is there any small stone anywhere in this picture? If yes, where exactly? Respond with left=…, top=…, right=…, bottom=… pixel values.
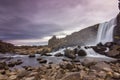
left=25, top=76, right=36, bottom=80
left=9, top=75, right=17, bottom=80
left=29, top=54, right=35, bottom=58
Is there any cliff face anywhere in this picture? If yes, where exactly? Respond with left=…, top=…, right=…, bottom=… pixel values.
left=114, top=13, right=120, bottom=44
left=48, top=24, right=99, bottom=49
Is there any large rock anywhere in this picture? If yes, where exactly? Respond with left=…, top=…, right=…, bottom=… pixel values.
left=90, top=62, right=112, bottom=72
left=77, top=49, right=87, bottom=56
left=106, top=45, right=120, bottom=58
left=64, top=49, right=76, bottom=59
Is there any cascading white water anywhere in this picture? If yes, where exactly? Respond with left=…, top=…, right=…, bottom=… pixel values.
left=85, top=18, right=116, bottom=57
left=96, top=18, right=116, bottom=44
left=51, top=18, right=117, bottom=58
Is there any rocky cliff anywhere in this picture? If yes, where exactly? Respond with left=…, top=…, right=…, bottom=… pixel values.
left=0, top=40, right=15, bottom=53
left=114, top=13, right=120, bottom=44
left=48, top=24, right=99, bottom=49
left=113, top=1, right=120, bottom=44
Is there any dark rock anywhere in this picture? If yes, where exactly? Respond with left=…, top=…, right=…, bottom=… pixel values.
left=97, top=42, right=104, bottom=47
left=15, top=59, right=23, bottom=65
left=77, top=49, right=87, bottom=56
left=7, top=61, right=16, bottom=67
left=106, top=45, right=120, bottom=58
left=71, top=59, right=80, bottom=62
left=36, top=57, right=42, bottom=61
left=54, top=53, right=63, bottom=57
left=28, top=54, right=35, bottom=58
left=62, top=58, right=71, bottom=62
left=92, top=46, right=107, bottom=53
left=39, top=59, right=47, bottom=63
left=64, top=49, right=76, bottom=59
left=114, top=12, right=120, bottom=44
left=104, top=42, right=115, bottom=48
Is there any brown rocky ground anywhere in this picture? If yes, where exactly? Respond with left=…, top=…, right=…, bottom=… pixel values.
left=0, top=59, right=119, bottom=80
left=14, top=46, right=52, bottom=55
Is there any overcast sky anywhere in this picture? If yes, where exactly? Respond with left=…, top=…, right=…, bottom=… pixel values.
left=0, top=0, right=119, bottom=45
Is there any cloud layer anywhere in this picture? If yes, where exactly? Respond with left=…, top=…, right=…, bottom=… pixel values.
left=0, top=0, right=119, bottom=45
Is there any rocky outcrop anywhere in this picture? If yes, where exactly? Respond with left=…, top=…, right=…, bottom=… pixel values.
left=113, top=13, right=120, bottom=44
left=113, top=1, right=120, bottom=45
left=48, top=24, right=99, bottom=49
left=0, top=40, right=15, bottom=53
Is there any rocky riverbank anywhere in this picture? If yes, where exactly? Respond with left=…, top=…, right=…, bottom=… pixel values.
left=0, top=58, right=119, bottom=80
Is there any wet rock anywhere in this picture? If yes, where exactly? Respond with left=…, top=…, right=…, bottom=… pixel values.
left=29, top=54, right=35, bottom=58
left=106, top=45, right=120, bottom=58
left=54, top=52, right=63, bottom=57
left=92, top=46, right=107, bottom=53
left=77, top=49, right=87, bottom=56
left=8, top=61, right=16, bottom=67
left=97, top=42, right=104, bottom=47
left=62, top=58, right=71, bottom=62
left=15, top=59, right=23, bottom=65
left=36, top=57, right=42, bottom=61
left=39, top=59, right=47, bottom=64
left=64, top=49, right=76, bottom=59
left=104, top=42, right=115, bottom=48
left=71, top=59, right=80, bottom=62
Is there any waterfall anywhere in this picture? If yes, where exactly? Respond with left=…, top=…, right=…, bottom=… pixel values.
left=51, top=18, right=117, bottom=58
left=96, top=18, right=116, bottom=44
left=84, top=18, right=117, bottom=58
